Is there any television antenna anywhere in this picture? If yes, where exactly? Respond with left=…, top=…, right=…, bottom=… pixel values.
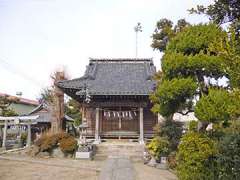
left=134, top=22, right=143, bottom=58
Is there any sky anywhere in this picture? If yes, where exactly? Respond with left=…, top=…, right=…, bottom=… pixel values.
left=0, top=0, right=212, bottom=100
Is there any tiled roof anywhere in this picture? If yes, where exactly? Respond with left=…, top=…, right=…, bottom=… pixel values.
left=57, top=58, right=156, bottom=96
left=0, top=92, right=39, bottom=106
left=28, top=102, right=73, bottom=122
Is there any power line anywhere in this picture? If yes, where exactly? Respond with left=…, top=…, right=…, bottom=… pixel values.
left=0, top=57, right=44, bottom=88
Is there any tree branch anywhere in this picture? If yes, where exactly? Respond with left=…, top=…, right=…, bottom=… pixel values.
left=176, top=110, right=194, bottom=115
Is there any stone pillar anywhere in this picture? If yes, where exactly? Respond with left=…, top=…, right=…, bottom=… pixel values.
left=27, top=123, right=31, bottom=147
left=2, top=120, right=7, bottom=149
left=94, top=108, right=100, bottom=144
left=139, top=107, right=144, bottom=144
left=158, top=113, right=165, bottom=123
left=0, top=125, right=3, bottom=143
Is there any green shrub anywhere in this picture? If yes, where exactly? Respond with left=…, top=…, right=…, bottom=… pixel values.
left=168, top=151, right=177, bottom=169
left=176, top=132, right=217, bottom=180
left=195, top=89, right=232, bottom=124
left=153, top=120, right=183, bottom=151
left=147, top=137, right=169, bottom=160
left=151, top=78, right=197, bottom=117
left=216, top=133, right=240, bottom=179
left=20, top=133, right=27, bottom=145
left=188, top=120, right=198, bottom=132
left=74, top=118, right=81, bottom=127
left=59, top=136, right=77, bottom=154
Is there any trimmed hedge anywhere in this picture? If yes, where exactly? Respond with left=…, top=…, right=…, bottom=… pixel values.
left=176, top=132, right=217, bottom=180
left=147, top=136, right=169, bottom=160
left=216, top=133, right=240, bottom=179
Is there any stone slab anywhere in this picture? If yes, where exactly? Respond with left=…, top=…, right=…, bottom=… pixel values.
left=75, top=151, right=93, bottom=159
left=98, top=157, right=135, bottom=180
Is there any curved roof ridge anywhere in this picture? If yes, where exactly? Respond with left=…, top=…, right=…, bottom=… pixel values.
left=57, top=57, right=157, bottom=96
left=89, top=57, right=153, bottom=63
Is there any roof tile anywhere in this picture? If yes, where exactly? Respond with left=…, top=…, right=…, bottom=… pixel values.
left=57, top=58, right=156, bottom=96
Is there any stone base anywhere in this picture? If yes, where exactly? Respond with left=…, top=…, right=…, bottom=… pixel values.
left=52, top=147, right=65, bottom=158
left=139, top=139, right=145, bottom=145
left=0, top=147, right=6, bottom=152
left=38, top=151, right=50, bottom=158
left=75, top=151, right=93, bottom=159
left=28, top=145, right=40, bottom=156
left=146, top=157, right=168, bottom=169
left=93, top=139, right=101, bottom=144
left=155, top=163, right=168, bottom=170
left=147, top=157, right=157, bottom=167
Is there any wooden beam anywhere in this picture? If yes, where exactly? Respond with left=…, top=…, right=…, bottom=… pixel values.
left=89, top=101, right=148, bottom=108
left=94, top=108, right=100, bottom=144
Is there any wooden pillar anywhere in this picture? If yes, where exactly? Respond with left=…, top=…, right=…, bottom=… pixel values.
left=27, top=123, right=31, bottom=147
left=82, top=107, right=86, bottom=122
left=94, top=108, right=100, bottom=144
left=139, top=107, right=144, bottom=144
left=2, top=120, right=7, bottom=149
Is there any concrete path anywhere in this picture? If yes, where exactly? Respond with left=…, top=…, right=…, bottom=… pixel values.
left=98, top=157, right=135, bottom=180
left=98, top=156, right=177, bottom=180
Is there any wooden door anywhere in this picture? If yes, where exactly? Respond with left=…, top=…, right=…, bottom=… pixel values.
left=101, top=107, right=139, bottom=132
left=120, top=112, right=139, bottom=132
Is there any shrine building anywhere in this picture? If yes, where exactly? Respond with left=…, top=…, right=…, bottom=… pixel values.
left=57, top=58, right=158, bottom=143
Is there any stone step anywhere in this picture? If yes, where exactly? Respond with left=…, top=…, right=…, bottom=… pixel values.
left=96, top=149, right=143, bottom=153
left=96, top=150, right=143, bottom=155
left=96, top=152, right=143, bottom=157
left=94, top=154, right=143, bottom=163
left=97, top=150, right=143, bottom=154
left=96, top=153, right=143, bottom=156
left=96, top=144, right=144, bottom=149
left=97, top=147, right=144, bottom=151
left=95, top=142, right=144, bottom=162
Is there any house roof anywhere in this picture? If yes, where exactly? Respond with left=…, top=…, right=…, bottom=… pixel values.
left=28, top=102, right=73, bottom=122
left=57, top=58, right=157, bottom=96
left=0, top=92, right=39, bottom=106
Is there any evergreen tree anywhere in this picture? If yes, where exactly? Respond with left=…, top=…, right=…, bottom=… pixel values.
left=151, top=18, right=190, bottom=52
left=0, top=95, right=18, bottom=116
left=151, top=24, right=228, bottom=119
left=189, top=0, right=240, bottom=25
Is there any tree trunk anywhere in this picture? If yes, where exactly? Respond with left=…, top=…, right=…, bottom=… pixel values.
left=51, top=71, right=65, bottom=133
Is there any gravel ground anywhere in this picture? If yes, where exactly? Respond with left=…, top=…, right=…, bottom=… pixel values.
left=0, top=155, right=102, bottom=180
left=0, top=154, right=177, bottom=180
left=134, top=163, right=177, bottom=180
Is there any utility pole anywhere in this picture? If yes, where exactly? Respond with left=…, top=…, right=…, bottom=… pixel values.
left=134, top=22, right=143, bottom=58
